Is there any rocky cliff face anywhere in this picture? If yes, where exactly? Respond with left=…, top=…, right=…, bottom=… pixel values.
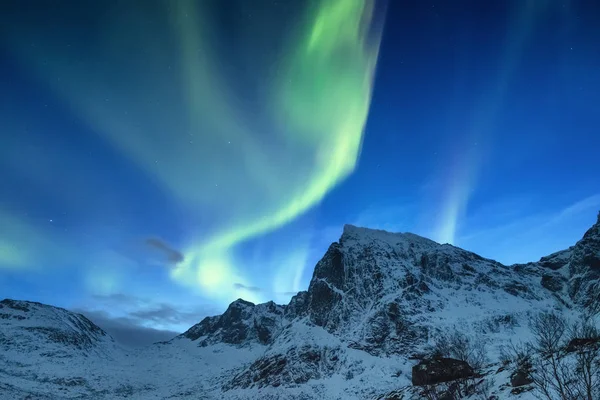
left=567, top=212, right=600, bottom=309
left=1, top=213, right=599, bottom=400
left=181, top=299, right=286, bottom=346
left=219, top=217, right=600, bottom=394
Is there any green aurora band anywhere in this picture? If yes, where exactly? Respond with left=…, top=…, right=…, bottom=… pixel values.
left=1, top=0, right=384, bottom=301
left=172, top=0, right=383, bottom=298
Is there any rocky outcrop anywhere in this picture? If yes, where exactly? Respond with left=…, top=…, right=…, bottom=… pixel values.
left=541, top=274, right=564, bottom=292
left=567, top=213, right=600, bottom=309
left=510, top=368, right=533, bottom=387
left=530, top=213, right=600, bottom=310
left=181, top=299, right=285, bottom=346
left=224, top=345, right=341, bottom=389
left=411, top=358, right=474, bottom=386
left=566, top=337, right=600, bottom=353
left=213, top=213, right=600, bottom=394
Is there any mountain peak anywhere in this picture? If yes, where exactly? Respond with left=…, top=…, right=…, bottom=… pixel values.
left=583, top=210, right=600, bottom=240
left=341, top=224, right=439, bottom=248
left=1, top=298, right=45, bottom=311
left=566, top=211, right=600, bottom=304
left=229, top=298, right=255, bottom=308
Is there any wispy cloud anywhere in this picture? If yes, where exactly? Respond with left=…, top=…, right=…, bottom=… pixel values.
left=76, top=308, right=180, bottom=347
left=83, top=293, right=217, bottom=334
left=128, top=304, right=204, bottom=326
left=233, top=283, right=263, bottom=293
left=145, top=238, right=184, bottom=264
left=457, top=194, right=600, bottom=264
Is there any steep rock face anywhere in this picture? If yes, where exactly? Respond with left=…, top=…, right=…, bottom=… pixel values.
left=222, top=216, right=600, bottom=393
left=224, top=344, right=341, bottom=389
left=299, top=225, right=545, bottom=356
left=305, top=243, right=345, bottom=328
left=527, top=213, right=600, bottom=310
left=181, top=299, right=286, bottom=346
left=181, top=216, right=600, bottom=359
left=223, top=222, right=588, bottom=392
left=567, top=213, right=600, bottom=309
left=284, top=290, right=309, bottom=320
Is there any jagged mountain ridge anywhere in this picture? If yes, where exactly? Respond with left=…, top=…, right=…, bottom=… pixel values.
left=1, top=212, right=599, bottom=399
left=183, top=217, right=599, bottom=354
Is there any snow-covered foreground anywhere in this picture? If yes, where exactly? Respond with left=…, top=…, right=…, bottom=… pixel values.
left=1, top=214, right=599, bottom=399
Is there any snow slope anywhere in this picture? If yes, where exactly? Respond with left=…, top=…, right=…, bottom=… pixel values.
left=1, top=213, right=599, bottom=399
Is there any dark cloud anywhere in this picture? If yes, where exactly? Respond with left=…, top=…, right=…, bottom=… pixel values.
left=93, top=293, right=138, bottom=305
left=233, top=282, right=263, bottom=293
left=145, top=237, right=184, bottom=264
left=128, top=303, right=206, bottom=326
left=78, top=294, right=219, bottom=347
left=76, top=309, right=179, bottom=348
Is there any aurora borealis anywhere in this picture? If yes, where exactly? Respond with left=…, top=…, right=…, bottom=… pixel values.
left=2, top=0, right=384, bottom=304
left=1, top=0, right=599, bottom=336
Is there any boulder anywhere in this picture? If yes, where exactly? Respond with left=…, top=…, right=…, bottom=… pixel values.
left=510, top=369, right=533, bottom=387
left=566, top=337, right=600, bottom=353
left=411, top=358, right=474, bottom=386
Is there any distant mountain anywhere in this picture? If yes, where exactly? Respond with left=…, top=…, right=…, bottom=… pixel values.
left=1, top=213, right=599, bottom=399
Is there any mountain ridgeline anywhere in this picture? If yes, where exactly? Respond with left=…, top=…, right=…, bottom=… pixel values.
left=1, top=213, right=599, bottom=399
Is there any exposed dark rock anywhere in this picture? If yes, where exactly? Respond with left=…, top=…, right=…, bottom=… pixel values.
left=307, top=280, right=342, bottom=328
left=312, top=243, right=345, bottom=289
left=0, top=313, right=26, bottom=320
left=503, top=281, right=530, bottom=297
left=462, top=263, right=477, bottom=273
left=539, top=252, right=569, bottom=270
left=375, top=389, right=408, bottom=399
left=475, top=273, right=499, bottom=288
left=24, top=326, right=99, bottom=351
left=566, top=337, right=600, bottom=353
left=510, top=369, right=533, bottom=387
left=226, top=354, right=288, bottom=389
left=567, top=212, right=600, bottom=308
left=511, top=385, right=534, bottom=395
left=284, top=291, right=309, bottom=319
left=306, top=244, right=345, bottom=329
left=0, top=299, right=32, bottom=312
left=224, top=345, right=341, bottom=390
left=181, top=299, right=284, bottom=346
left=411, top=358, right=474, bottom=386
left=541, top=274, right=564, bottom=292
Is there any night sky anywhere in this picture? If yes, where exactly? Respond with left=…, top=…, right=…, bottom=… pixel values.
left=1, top=0, right=599, bottom=341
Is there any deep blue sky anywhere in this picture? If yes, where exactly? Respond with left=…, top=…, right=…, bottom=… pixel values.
left=1, top=0, right=599, bottom=336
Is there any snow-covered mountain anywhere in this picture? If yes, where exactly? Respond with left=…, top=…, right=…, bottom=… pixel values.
left=1, top=213, right=599, bottom=399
